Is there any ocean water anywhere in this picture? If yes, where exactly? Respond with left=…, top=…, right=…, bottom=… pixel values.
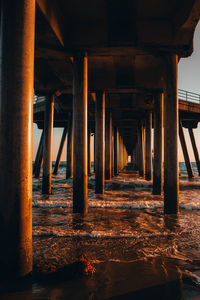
left=2, top=162, right=200, bottom=299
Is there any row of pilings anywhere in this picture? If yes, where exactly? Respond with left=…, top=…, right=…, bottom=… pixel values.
left=0, top=0, right=199, bottom=279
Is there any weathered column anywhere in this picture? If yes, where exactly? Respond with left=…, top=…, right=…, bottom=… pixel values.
left=33, top=130, right=44, bottom=174
left=164, top=54, right=179, bottom=214
left=179, top=121, right=193, bottom=178
left=88, top=129, right=91, bottom=175
left=145, top=113, right=152, bottom=180
left=34, top=146, right=43, bottom=178
left=138, top=120, right=145, bottom=177
left=0, top=0, right=35, bottom=277
left=188, top=127, right=200, bottom=176
left=105, top=111, right=112, bottom=179
left=73, top=53, right=88, bottom=213
left=153, top=93, right=163, bottom=195
left=66, top=113, right=73, bottom=179
left=95, top=91, right=105, bottom=193
left=53, top=126, right=67, bottom=175
left=42, top=96, right=54, bottom=194
left=114, top=127, right=119, bottom=175
left=111, top=126, right=114, bottom=177
left=34, top=130, right=44, bottom=178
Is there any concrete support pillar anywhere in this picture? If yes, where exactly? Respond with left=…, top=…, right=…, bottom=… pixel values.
left=95, top=91, right=105, bottom=193
left=66, top=113, right=73, bottom=179
left=34, top=131, right=44, bottom=178
left=153, top=93, right=163, bottom=195
left=138, top=120, right=145, bottom=177
left=188, top=128, right=200, bottom=176
left=164, top=54, right=179, bottom=214
left=53, top=126, right=67, bottom=175
left=111, top=126, right=114, bottom=177
left=145, top=113, right=152, bottom=180
left=73, top=53, right=88, bottom=213
left=33, top=130, right=44, bottom=174
left=0, top=0, right=35, bottom=277
left=42, top=96, right=54, bottom=194
left=114, top=127, right=119, bottom=175
left=105, top=111, right=112, bottom=180
left=179, top=121, right=193, bottom=178
left=88, top=129, right=91, bottom=175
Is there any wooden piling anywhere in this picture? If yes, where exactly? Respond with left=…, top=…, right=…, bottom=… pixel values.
left=145, top=113, right=152, bottom=180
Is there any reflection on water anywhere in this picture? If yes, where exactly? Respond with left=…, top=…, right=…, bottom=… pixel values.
left=2, top=164, right=200, bottom=299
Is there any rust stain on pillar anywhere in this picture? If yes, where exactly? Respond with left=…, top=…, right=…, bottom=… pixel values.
left=164, top=54, right=179, bottom=214
left=95, top=91, right=105, bottom=194
left=73, top=53, right=88, bottom=213
left=0, top=0, right=35, bottom=277
left=42, top=96, right=54, bottom=194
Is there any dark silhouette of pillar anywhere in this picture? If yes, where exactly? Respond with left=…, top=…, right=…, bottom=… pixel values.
left=111, top=126, right=114, bottom=177
left=95, top=91, right=105, bottom=193
left=145, top=113, right=152, bottom=180
left=0, top=0, right=35, bottom=278
left=34, top=131, right=44, bottom=178
left=188, top=128, right=200, bottom=176
left=179, top=121, right=193, bottom=178
left=88, top=129, right=91, bottom=175
left=73, top=52, right=88, bottom=213
left=105, top=111, right=112, bottom=179
left=42, top=96, right=54, bottom=194
left=153, top=93, right=163, bottom=195
left=53, top=126, right=67, bottom=175
left=114, top=127, right=119, bottom=175
left=33, top=130, right=44, bottom=174
left=164, top=54, right=179, bottom=214
left=138, top=120, right=145, bottom=177
left=66, top=113, right=73, bottom=179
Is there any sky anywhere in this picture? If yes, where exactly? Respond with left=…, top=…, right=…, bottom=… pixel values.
left=33, top=21, right=200, bottom=162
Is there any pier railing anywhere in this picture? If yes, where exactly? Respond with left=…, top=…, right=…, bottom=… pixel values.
left=33, top=89, right=200, bottom=105
left=178, top=89, right=200, bottom=104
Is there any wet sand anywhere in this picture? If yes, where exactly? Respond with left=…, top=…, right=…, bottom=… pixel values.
left=1, top=167, right=200, bottom=299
